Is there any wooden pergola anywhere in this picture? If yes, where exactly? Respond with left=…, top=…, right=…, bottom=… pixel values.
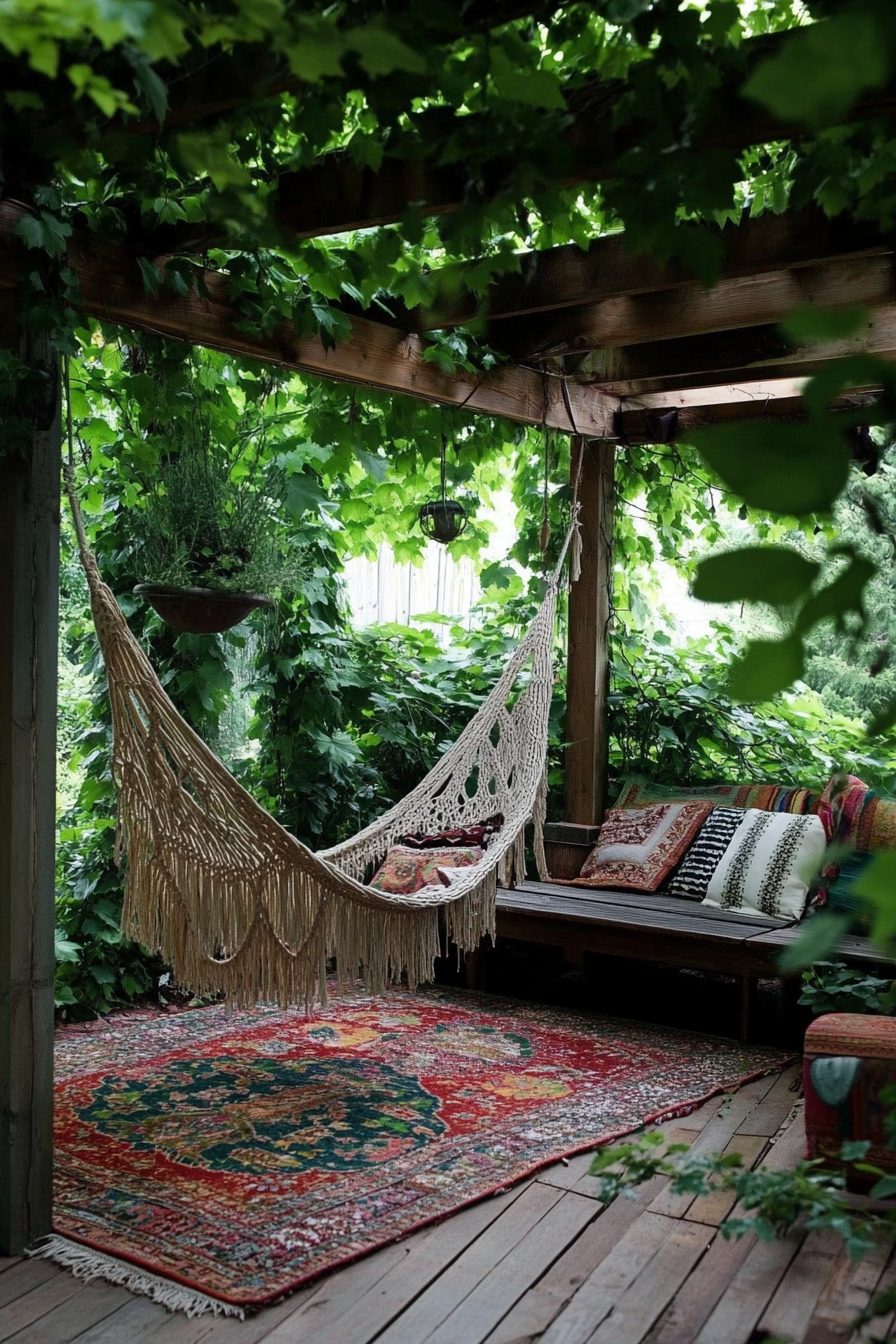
left=1, top=157, right=893, bottom=1253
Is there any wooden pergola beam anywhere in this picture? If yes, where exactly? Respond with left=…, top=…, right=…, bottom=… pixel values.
left=593, top=310, right=896, bottom=397
left=616, top=384, right=880, bottom=444
left=494, top=255, right=896, bottom=360
left=406, top=206, right=891, bottom=334
left=261, top=80, right=896, bottom=244
left=138, top=24, right=896, bottom=252
left=0, top=209, right=612, bottom=435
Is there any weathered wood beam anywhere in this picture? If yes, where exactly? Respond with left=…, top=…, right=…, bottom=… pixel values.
left=407, top=206, right=891, bottom=333
left=496, top=254, right=896, bottom=360
left=616, top=385, right=880, bottom=444
left=565, top=437, right=615, bottom=827
left=139, top=23, right=896, bottom=249
left=0, top=209, right=612, bottom=434
left=593, top=309, right=896, bottom=397
left=263, top=77, right=896, bottom=242
left=0, top=297, right=59, bottom=1255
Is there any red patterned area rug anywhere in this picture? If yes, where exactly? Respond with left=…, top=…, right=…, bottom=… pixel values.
left=44, top=988, right=792, bottom=1316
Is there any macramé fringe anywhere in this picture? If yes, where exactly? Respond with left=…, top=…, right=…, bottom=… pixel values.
left=27, top=1235, right=244, bottom=1319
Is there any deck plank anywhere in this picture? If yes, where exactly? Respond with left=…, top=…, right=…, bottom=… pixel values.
left=295, top=1184, right=531, bottom=1344
left=690, top=1225, right=804, bottom=1344
left=647, top=1076, right=779, bottom=1220
left=645, top=1105, right=808, bottom=1344
left=0, top=1267, right=85, bottom=1343
left=421, top=1192, right=600, bottom=1344
left=802, top=1234, right=894, bottom=1343
left=66, top=1295, right=169, bottom=1343
left=587, top=1220, right=714, bottom=1344
left=0, top=1259, right=59, bottom=1310
left=852, top=1245, right=896, bottom=1343
left=0, top=1263, right=21, bottom=1279
left=682, top=1134, right=767, bottom=1227
left=374, top=1183, right=565, bottom=1344
left=5, top=1281, right=132, bottom=1344
left=537, top=1212, right=677, bottom=1344
left=758, top=1230, right=844, bottom=1342
left=486, top=1177, right=671, bottom=1344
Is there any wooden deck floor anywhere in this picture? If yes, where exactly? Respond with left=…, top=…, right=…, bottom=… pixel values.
left=2, top=1062, right=892, bottom=1344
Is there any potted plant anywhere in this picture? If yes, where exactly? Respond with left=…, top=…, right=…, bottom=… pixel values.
left=134, top=426, right=292, bottom=634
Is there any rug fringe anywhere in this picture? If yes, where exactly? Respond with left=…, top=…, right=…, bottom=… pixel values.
left=27, top=1236, right=245, bottom=1319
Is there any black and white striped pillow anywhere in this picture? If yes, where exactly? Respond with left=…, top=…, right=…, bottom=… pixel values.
left=666, top=807, right=745, bottom=900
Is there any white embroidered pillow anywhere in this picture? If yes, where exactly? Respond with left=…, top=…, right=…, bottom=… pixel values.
left=703, top=809, right=826, bottom=920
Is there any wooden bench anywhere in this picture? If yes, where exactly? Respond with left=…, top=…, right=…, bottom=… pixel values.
left=482, top=879, right=892, bottom=1041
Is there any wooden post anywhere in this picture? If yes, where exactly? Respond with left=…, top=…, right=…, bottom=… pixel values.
left=0, top=301, right=60, bottom=1254
left=543, top=437, right=615, bottom=877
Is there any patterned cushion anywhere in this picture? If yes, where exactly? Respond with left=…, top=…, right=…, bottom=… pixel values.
left=399, top=814, right=504, bottom=850
left=614, top=777, right=784, bottom=813
left=703, top=809, right=826, bottom=920
left=855, top=793, right=896, bottom=853
left=666, top=807, right=745, bottom=901
left=570, top=802, right=713, bottom=892
left=368, top=845, right=484, bottom=895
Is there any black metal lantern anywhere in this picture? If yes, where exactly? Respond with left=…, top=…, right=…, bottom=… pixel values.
left=418, top=437, right=467, bottom=544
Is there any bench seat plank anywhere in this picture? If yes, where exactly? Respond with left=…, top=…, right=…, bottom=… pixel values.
left=511, top=881, right=793, bottom=929
left=748, top=926, right=894, bottom=967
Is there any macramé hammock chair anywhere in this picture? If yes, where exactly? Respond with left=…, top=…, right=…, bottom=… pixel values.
left=65, top=468, right=580, bottom=1009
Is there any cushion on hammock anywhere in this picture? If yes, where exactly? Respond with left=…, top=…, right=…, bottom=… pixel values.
left=399, top=814, right=504, bottom=850
left=569, top=802, right=713, bottom=892
left=368, top=845, right=485, bottom=895
left=665, top=806, right=745, bottom=901
left=702, top=809, right=826, bottom=920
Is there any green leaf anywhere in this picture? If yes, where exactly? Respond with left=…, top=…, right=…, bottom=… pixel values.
left=781, top=306, right=871, bottom=345
left=348, top=25, right=425, bottom=77
left=284, top=471, right=328, bottom=519
left=176, top=132, right=251, bottom=190
left=694, top=421, right=851, bottom=516
left=493, top=67, right=567, bottom=110
left=794, top=554, right=876, bottom=636
left=742, top=11, right=890, bottom=129
left=354, top=447, right=387, bottom=482
left=693, top=547, right=819, bottom=606
left=778, top=913, right=852, bottom=972
left=480, top=562, right=517, bottom=590
left=127, top=50, right=168, bottom=123
left=728, top=636, right=805, bottom=702
left=137, top=256, right=162, bottom=294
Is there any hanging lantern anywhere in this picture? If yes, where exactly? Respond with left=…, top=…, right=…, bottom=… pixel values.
left=418, top=436, right=467, bottom=544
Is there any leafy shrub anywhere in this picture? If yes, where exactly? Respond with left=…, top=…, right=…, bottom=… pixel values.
left=799, top=961, right=895, bottom=1017
left=607, top=626, right=896, bottom=798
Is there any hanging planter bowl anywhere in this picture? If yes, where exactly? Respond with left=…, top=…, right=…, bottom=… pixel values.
left=418, top=499, right=467, bottom=544
left=134, top=584, right=272, bottom=634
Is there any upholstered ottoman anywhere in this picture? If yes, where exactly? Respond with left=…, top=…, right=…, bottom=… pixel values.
left=804, top=1013, right=896, bottom=1190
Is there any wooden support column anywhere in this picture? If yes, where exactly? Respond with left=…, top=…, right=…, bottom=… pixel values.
left=0, top=301, right=60, bottom=1254
left=564, top=436, right=616, bottom=826
left=543, top=436, right=615, bottom=878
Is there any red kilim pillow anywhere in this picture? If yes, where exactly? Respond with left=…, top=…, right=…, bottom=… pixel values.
left=368, top=845, right=484, bottom=895
left=570, top=802, right=713, bottom=892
